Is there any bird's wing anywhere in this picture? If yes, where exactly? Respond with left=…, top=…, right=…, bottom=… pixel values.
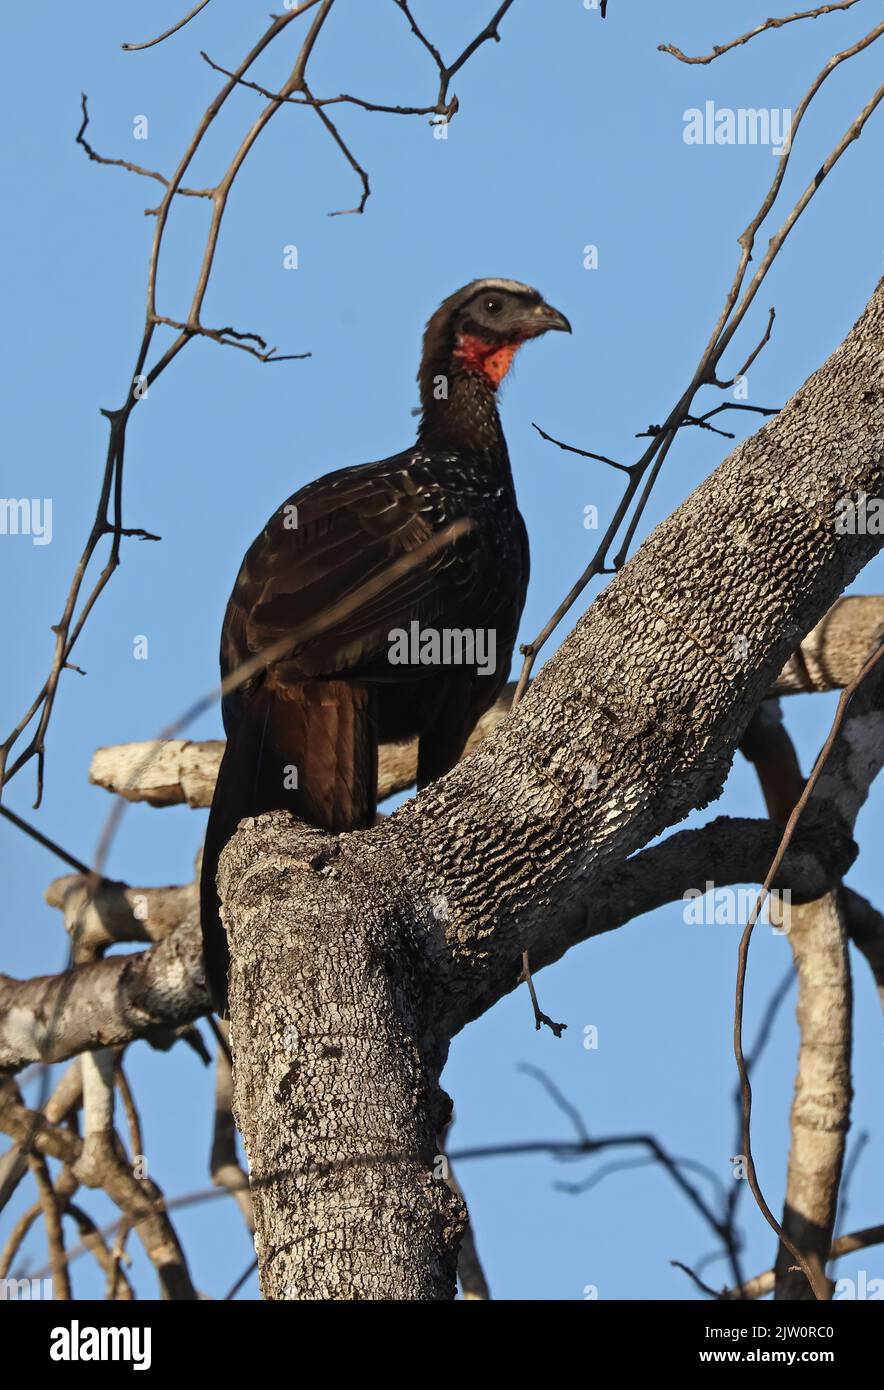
left=221, top=456, right=484, bottom=687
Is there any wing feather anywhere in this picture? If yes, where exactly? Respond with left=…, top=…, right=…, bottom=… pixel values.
left=221, top=454, right=488, bottom=686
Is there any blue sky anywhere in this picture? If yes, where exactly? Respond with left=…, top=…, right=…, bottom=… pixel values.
left=2, top=0, right=883, bottom=1300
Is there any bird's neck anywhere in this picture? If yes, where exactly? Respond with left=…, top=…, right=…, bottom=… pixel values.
left=418, top=364, right=512, bottom=476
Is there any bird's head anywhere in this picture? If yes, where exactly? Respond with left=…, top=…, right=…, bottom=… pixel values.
left=419, top=279, right=571, bottom=408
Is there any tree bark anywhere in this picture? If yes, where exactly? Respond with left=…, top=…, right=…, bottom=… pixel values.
left=220, top=817, right=464, bottom=1299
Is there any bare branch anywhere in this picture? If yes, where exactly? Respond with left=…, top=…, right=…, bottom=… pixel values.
left=0, top=1087, right=196, bottom=1300
left=0, top=804, right=91, bottom=875
left=513, top=23, right=884, bottom=705
left=64, top=1201, right=135, bottom=1299
left=659, top=2, right=863, bottom=66
left=636, top=402, right=780, bottom=442
left=151, top=315, right=309, bottom=364
left=715, top=307, right=777, bottom=386
left=0, top=914, right=207, bottom=1070
left=122, top=0, right=214, bottom=52
left=0, top=811, right=852, bottom=1075
left=44, top=875, right=196, bottom=949
left=734, top=639, right=884, bottom=1299
left=79, top=594, right=884, bottom=824
left=0, top=1197, right=41, bottom=1279
left=75, top=95, right=213, bottom=200
left=303, top=80, right=371, bottom=216
left=531, top=423, right=632, bottom=473
left=725, top=1223, right=884, bottom=1300
left=0, top=1, right=332, bottom=806
left=199, top=50, right=453, bottom=119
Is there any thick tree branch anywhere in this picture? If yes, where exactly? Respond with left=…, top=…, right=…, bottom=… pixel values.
left=3, top=815, right=850, bottom=1078
left=219, top=276, right=883, bottom=1298
left=84, top=594, right=884, bottom=814
left=743, top=701, right=853, bottom=1299
left=0, top=915, right=206, bottom=1071
left=771, top=642, right=884, bottom=1297
left=725, top=1223, right=884, bottom=1300
left=44, top=874, right=196, bottom=948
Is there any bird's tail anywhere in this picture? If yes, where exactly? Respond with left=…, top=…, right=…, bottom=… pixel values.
left=200, top=680, right=378, bottom=1013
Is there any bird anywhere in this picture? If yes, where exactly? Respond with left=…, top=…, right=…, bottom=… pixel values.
left=200, top=278, right=571, bottom=1011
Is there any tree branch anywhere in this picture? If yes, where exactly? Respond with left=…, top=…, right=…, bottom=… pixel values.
left=0, top=1086, right=196, bottom=1299
left=659, top=2, right=863, bottom=66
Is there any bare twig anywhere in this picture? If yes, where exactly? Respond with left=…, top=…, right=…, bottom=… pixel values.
left=303, top=80, right=371, bottom=216
left=519, top=1065, right=744, bottom=1290
left=514, top=24, right=884, bottom=706
left=151, top=314, right=308, bottom=364
left=63, top=1202, right=134, bottom=1300
left=724, top=1223, right=884, bottom=1300
left=636, top=403, right=780, bottom=442
left=393, top=0, right=517, bottom=109
left=843, top=891, right=884, bottom=1012
left=0, top=1198, right=41, bottom=1278
left=659, top=1, right=862, bottom=66
left=122, top=0, right=214, bottom=52
left=671, top=1261, right=723, bottom=1298
left=199, top=50, right=454, bottom=119
left=531, top=423, right=632, bottom=473
left=0, top=805, right=91, bottom=875
left=0, top=5, right=330, bottom=808
left=28, top=1152, right=72, bottom=1300
left=714, top=308, right=777, bottom=386
left=75, top=95, right=213, bottom=200
left=114, top=1059, right=144, bottom=1163
left=0, top=1085, right=197, bottom=1300
left=225, top=1257, right=259, bottom=1300
left=1, top=0, right=525, bottom=816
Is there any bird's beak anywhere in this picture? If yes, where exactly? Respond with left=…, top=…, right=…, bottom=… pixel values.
left=520, top=300, right=572, bottom=338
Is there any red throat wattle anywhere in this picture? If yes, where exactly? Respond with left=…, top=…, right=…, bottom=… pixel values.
left=453, top=332, right=521, bottom=388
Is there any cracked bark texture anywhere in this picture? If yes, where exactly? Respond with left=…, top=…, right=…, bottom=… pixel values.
left=0, top=912, right=206, bottom=1069
left=3, top=814, right=861, bottom=1075
left=219, top=818, right=464, bottom=1300
left=216, top=278, right=884, bottom=1298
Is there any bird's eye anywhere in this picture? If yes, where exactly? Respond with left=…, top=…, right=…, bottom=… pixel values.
left=484, top=297, right=502, bottom=315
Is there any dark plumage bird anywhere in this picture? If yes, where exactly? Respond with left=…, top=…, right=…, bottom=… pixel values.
left=201, top=278, right=571, bottom=1010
